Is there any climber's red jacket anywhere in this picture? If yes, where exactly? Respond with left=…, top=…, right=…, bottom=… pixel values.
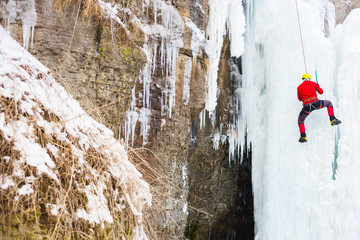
left=297, top=80, right=323, bottom=105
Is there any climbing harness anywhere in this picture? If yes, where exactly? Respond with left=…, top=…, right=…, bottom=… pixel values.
left=302, top=100, right=323, bottom=114
left=302, top=96, right=318, bottom=105
left=295, top=0, right=307, bottom=73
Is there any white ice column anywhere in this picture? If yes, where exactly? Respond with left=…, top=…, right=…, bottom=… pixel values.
left=205, top=0, right=245, bottom=112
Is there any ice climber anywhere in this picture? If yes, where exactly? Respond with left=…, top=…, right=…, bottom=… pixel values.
left=297, top=73, right=341, bottom=143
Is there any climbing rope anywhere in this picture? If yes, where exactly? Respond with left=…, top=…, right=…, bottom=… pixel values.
left=295, top=0, right=308, bottom=73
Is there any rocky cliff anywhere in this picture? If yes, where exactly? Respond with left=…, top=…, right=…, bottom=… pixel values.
left=1, top=0, right=358, bottom=239
left=1, top=0, right=249, bottom=238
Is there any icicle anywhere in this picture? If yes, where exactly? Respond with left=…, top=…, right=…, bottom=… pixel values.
left=155, top=0, right=184, bottom=119
left=167, top=74, right=176, bottom=118
left=139, top=45, right=152, bottom=110
left=153, top=1, right=158, bottom=24
left=124, top=88, right=139, bottom=147
left=184, top=17, right=205, bottom=62
left=161, top=119, right=166, bottom=129
left=205, top=4, right=245, bottom=161
left=123, top=0, right=184, bottom=144
left=0, top=0, right=18, bottom=32
left=205, top=0, right=228, bottom=112
left=22, top=23, right=33, bottom=50
left=228, top=128, right=236, bottom=166
left=139, top=107, right=151, bottom=145
left=205, top=0, right=245, bottom=112
left=152, top=42, right=158, bottom=74
left=142, top=0, right=151, bottom=10
left=0, top=0, right=37, bottom=50
left=31, top=25, right=35, bottom=49
left=182, top=164, right=188, bottom=188
left=212, top=131, right=220, bottom=150
left=228, top=0, right=245, bottom=57
left=210, top=109, right=216, bottom=126
left=226, top=57, right=243, bottom=162
left=181, top=163, right=188, bottom=214
left=183, top=56, right=192, bottom=105
left=136, top=46, right=153, bottom=145
left=160, top=89, right=167, bottom=124
left=199, top=109, right=206, bottom=129
left=193, top=0, right=204, bottom=15
left=160, top=37, right=165, bottom=75
left=20, top=0, right=37, bottom=50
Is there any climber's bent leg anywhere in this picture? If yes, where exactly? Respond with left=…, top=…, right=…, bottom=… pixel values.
left=318, top=100, right=341, bottom=125
left=322, top=100, right=335, bottom=119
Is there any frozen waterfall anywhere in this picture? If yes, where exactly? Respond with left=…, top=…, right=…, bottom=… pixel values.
left=238, top=0, right=360, bottom=239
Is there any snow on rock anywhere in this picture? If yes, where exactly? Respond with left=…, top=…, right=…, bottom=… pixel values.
left=143, top=0, right=184, bottom=121
left=97, top=0, right=125, bottom=28
left=100, top=0, right=187, bottom=146
left=97, top=0, right=244, bottom=148
left=184, top=17, right=206, bottom=62
left=0, top=26, right=151, bottom=238
left=116, top=0, right=186, bottom=145
left=97, top=0, right=143, bottom=37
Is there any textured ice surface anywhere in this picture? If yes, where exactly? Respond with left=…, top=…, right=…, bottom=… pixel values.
left=239, top=0, right=360, bottom=239
left=205, top=0, right=245, bottom=112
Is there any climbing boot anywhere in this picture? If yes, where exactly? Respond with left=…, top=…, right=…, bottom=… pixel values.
left=330, top=118, right=342, bottom=126
left=298, top=137, right=307, bottom=143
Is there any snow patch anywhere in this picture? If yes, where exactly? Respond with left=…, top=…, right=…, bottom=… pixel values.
left=18, top=184, right=34, bottom=196
left=184, top=17, right=206, bottom=62
left=76, top=182, right=114, bottom=226
left=0, top=175, right=15, bottom=190
left=0, top=26, right=151, bottom=238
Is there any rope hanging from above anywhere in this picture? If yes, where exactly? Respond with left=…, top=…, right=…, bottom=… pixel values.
left=295, top=0, right=308, bottom=73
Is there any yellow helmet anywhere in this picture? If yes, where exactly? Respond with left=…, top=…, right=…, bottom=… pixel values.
left=302, top=73, right=311, bottom=80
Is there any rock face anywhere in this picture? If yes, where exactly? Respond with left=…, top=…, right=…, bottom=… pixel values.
left=2, top=0, right=253, bottom=239
left=1, top=0, right=253, bottom=239
left=4, top=0, right=359, bottom=239
left=186, top=32, right=254, bottom=239
left=330, top=0, right=360, bottom=24
left=31, top=0, right=146, bottom=133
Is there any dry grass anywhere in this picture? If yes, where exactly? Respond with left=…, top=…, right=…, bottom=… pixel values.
left=45, top=69, right=212, bottom=239
left=126, top=147, right=213, bottom=239
left=0, top=1, right=210, bottom=238
left=0, top=95, right=139, bottom=239
left=53, top=0, right=145, bottom=47
left=0, top=91, right=210, bottom=239
left=54, top=0, right=106, bottom=19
